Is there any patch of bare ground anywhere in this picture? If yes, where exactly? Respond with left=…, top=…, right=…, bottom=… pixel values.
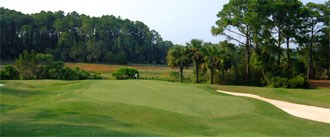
left=310, top=80, right=330, bottom=89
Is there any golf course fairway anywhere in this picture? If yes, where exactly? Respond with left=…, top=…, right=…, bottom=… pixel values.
left=0, top=80, right=329, bottom=136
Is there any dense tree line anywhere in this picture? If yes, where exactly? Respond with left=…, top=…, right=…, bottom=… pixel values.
left=212, top=0, right=329, bottom=81
left=0, top=8, right=173, bottom=64
left=168, top=0, right=329, bottom=88
left=167, top=40, right=244, bottom=84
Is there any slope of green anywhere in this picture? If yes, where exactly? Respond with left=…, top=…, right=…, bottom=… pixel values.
left=82, top=80, right=254, bottom=117
left=210, top=85, right=330, bottom=108
left=0, top=80, right=329, bottom=136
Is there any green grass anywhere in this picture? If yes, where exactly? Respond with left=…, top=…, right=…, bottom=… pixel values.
left=65, top=62, right=195, bottom=81
left=0, top=80, right=329, bottom=136
left=210, top=85, right=330, bottom=108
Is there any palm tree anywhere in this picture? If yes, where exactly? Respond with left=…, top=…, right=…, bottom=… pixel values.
left=187, top=39, right=204, bottom=83
left=202, top=45, right=222, bottom=84
left=166, top=45, right=190, bottom=82
left=218, top=41, right=236, bottom=81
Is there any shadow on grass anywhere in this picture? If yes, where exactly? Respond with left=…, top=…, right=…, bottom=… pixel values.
left=0, top=104, right=17, bottom=113
left=0, top=87, right=55, bottom=98
left=32, top=109, right=134, bottom=128
left=0, top=121, right=157, bottom=136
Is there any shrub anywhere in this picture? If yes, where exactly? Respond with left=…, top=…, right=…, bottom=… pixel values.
left=271, top=76, right=288, bottom=88
left=112, top=68, right=139, bottom=79
left=16, top=50, right=38, bottom=79
left=65, top=66, right=90, bottom=80
left=0, top=65, right=19, bottom=80
left=0, top=71, right=6, bottom=80
left=80, top=70, right=90, bottom=79
left=288, top=75, right=308, bottom=88
left=48, top=65, right=101, bottom=80
left=91, top=72, right=102, bottom=79
left=62, top=67, right=75, bottom=80
left=169, top=71, right=180, bottom=81
left=48, top=61, right=65, bottom=79
left=270, top=75, right=308, bottom=88
left=13, top=51, right=101, bottom=80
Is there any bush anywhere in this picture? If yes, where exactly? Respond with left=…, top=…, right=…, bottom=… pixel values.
left=91, top=72, right=102, bottom=79
left=0, top=65, right=19, bottom=80
left=13, top=51, right=102, bottom=80
left=271, top=76, right=288, bottom=88
left=112, top=68, right=139, bottom=79
left=16, top=50, right=38, bottom=79
left=48, top=61, right=65, bottom=79
left=270, top=75, right=308, bottom=88
left=0, top=71, right=6, bottom=80
left=48, top=65, right=101, bottom=80
left=62, top=66, right=89, bottom=80
left=288, top=75, right=308, bottom=88
left=169, top=71, right=180, bottom=81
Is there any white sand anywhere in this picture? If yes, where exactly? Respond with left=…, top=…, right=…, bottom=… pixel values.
left=217, top=90, right=330, bottom=123
left=0, top=84, right=3, bottom=87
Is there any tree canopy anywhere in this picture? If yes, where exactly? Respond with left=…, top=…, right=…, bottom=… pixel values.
left=166, top=0, right=329, bottom=87
left=0, top=8, right=173, bottom=64
left=210, top=0, right=329, bottom=86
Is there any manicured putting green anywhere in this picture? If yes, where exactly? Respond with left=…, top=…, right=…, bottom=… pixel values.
left=0, top=80, right=329, bottom=136
left=82, top=80, right=254, bottom=117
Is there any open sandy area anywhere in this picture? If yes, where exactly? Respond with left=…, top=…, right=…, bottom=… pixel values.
left=217, top=90, right=330, bottom=123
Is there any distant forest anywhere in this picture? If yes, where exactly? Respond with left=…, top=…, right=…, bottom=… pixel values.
left=0, top=7, right=173, bottom=64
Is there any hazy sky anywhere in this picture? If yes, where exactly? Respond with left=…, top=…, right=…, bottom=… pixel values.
left=0, top=0, right=326, bottom=45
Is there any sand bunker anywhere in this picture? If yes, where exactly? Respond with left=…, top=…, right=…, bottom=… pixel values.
left=217, top=90, right=330, bottom=123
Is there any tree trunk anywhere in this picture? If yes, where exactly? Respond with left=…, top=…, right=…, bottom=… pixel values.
left=307, top=29, right=314, bottom=81
left=222, top=69, right=225, bottom=82
left=245, top=29, right=250, bottom=81
left=286, top=37, right=291, bottom=69
left=261, top=69, right=268, bottom=85
left=195, top=61, right=199, bottom=83
left=307, top=45, right=312, bottom=81
left=255, top=43, right=261, bottom=55
left=180, top=66, right=183, bottom=82
left=246, top=49, right=250, bottom=81
left=210, top=68, right=214, bottom=84
left=277, top=29, right=282, bottom=67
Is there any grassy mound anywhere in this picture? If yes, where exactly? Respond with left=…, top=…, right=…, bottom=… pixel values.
left=82, top=80, right=254, bottom=117
left=0, top=80, right=329, bottom=136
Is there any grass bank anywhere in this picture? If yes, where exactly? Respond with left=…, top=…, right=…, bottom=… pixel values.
left=0, top=80, right=329, bottom=136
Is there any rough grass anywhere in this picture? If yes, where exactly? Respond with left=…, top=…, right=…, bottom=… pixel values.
left=65, top=63, right=169, bottom=73
left=1, top=80, right=329, bottom=136
left=65, top=63, right=193, bottom=80
left=210, top=85, right=330, bottom=108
